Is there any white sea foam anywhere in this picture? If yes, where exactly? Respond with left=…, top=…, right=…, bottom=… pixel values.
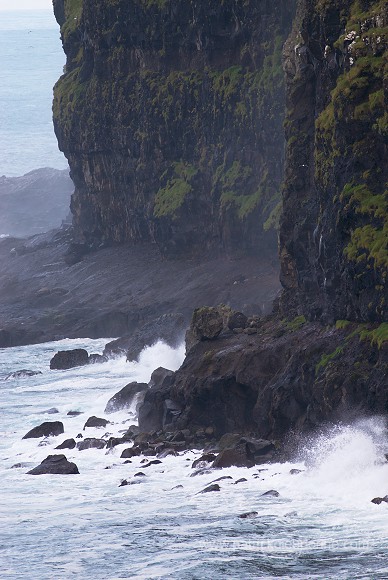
left=1, top=338, right=388, bottom=579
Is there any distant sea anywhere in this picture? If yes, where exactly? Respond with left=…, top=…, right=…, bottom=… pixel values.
left=0, top=10, right=68, bottom=177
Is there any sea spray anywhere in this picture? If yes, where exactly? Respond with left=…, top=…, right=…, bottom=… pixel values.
left=1, top=339, right=388, bottom=579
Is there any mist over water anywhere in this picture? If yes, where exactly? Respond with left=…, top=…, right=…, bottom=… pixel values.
left=1, top=338, right=388, bottom=579
left=0, top=10, right=67, bottom=176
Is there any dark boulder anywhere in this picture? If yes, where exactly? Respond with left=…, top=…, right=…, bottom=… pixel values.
left=143, top=459, right=162, bottom=468
left=40, top=408, right=59, bottom=415
left=213, top=445, right=254, bottom=468
left=5, top=369, right=42, bottom=380
left=27, top=454, right=79, bottom=475
left=261, top=489, right=279, bottom=497
left=67, top=410, right=83, bottom=416
left=198, top=483, right=221, bottom=494
left=138, top=367, right=178, bottom=432
left=22, top=421, right=64, bottom=439
left=55, top=438, right=76, bottom=450
left=227, top=311, right=248, bottom=331
left=120, top=447, right=141, bottom=459
left=50, top=349, right=89, bottom=370
left=235, top=478, right=248, bottom=484
left=76, top=438, right=106, bottom=451
left=238, top=511, right=258, bottom=519
left=104, top=381, right=148, bottom=414
left=185, top=306, right=225, bottom=351
left=371, top=496, right=388, bottom=505
left=83, top=416, right=109, bottom=429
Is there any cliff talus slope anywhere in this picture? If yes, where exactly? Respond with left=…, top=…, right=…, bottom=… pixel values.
left=53, top=0, right=295, bottom=257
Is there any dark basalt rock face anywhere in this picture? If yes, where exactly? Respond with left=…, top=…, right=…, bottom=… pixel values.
left=53, top=0, right=295, bottom=258
left=27, top=454, right=79, bottom=475
left=280, top=0, right=387, bottom=323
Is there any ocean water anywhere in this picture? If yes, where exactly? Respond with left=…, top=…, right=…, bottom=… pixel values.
left=0, top=10, right=67, bottom=177
left=1, top=338, right=388, bottom=579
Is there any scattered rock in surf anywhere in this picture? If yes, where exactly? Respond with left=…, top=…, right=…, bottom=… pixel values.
left=55, top=438, right=76, bottom=450
left=123, top=460, right=132, bottom=464
left=120, top=447, right=141, bottom=459
left=157, top=448, right=177, bottom=458
left=261, top=490, right=280, bottom=497
left=143, top=459, right=163, bottom=468
left=88, top=353, right=108, bottom=364
left=50, top=349, right=89, bottom=370
left=290, top=469, right=303, bottom=475
left=83, top=416, right=109, bottom=429
left=11, top=462, right=32, bottom=469
left=192, top=453, right=217, bottom=469
left=198, top=483, right=220, bottom=494
left=210, top=476, right=233, bottom=484
left=76, top=438, right=106, bottom=451
left=67, top=410, right=83, bottom=416
left=104, top=381, right=148, bottom=414
left=235, top=478, right=248, bottom=484
left=238, top=511, right=258, bottom=519
left=76, top=433, right=83, bottom=438
left=371, top=496, right=388, bottom=505
left=171, top=485, right=184, bottom=490
left=22, top=421, right=64, bottom=439
left=119, top=479, right=129, bottom=487
left=134, top=472, right=146, bottom=477
left=5, top=369, right=42, bottom=380
left=27, top=454, right=79, bottom=475
left=190, top=468, right=214, bottom=477
left=40, top=408, right=59, bottom=415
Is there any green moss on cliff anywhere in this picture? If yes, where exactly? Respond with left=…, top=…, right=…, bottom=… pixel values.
left=62, top=0, right=83, bottom=41
left=154, top=162, right=198, bottom=218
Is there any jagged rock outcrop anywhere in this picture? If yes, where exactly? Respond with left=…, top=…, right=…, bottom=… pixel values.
left=53, top=0, right=295, bottom=257
left=280, top=0, right=387, bottom=323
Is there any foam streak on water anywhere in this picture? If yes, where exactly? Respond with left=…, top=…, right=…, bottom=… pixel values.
left=1, top=338, right=388, bottom=579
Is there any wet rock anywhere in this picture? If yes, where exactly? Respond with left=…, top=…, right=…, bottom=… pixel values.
left=76, top=438, right=106, bottom=451
left=104, top=381, right=148, bottom=414
left=210, top=476, right=233, bottom=483
left=27, top=454, right=79, bottom=475
left=134, top=472, right=146, bottom=477
left=50, top=349, right=89, bottom=370
left=5, top=369, right=42, bottom=379
left=185, top=306, right=224, bottom=351
left=371, top=496, right=388, bottom=505
left=290, top=469, right=303, bottom=475
left=88, top=353, right=108, bottom=364
left=143, top=459, right=162, bottom=468
left=22, top=421, right=64, bottom=439
left=55, top=438, right=76, bottom=450
left=119, top=479, right=129, bottom=487
left=138, top=367, right=177, bottom=432
left=120, top=447, right=141, bottom=459
left=11, top=462, right=32, bottom=469
left=76, top=433, right=83, bottom=438
left=67, top=410, right=83, bottom=416
left=261, top=489, right=279, bottom=497
left=192, top=453, right=217, bottom=469
left=157, top=448, right=177, bottom=458
left=83, top=416, right=109, bottom=429
left=40, top=408, right=59, bottom=415
left=190, top=468, right=214, bottom=477
left=106, top=436, right=125, bottom=449
left=171, top=484, right=184, bottom=490
left=238, top=511, right=258, bottom=519
left=198, top=483, right=220, bottom=494
left=235, top=478, right=248, bottom=484
left=213, top=446, right=254, bottom=469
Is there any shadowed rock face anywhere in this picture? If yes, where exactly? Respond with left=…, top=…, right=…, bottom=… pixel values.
left=53, top=0, right=295, bottom=258
left=27, top=454, right=79, bottom=475
left=280, top=0, right=387, bottom=323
